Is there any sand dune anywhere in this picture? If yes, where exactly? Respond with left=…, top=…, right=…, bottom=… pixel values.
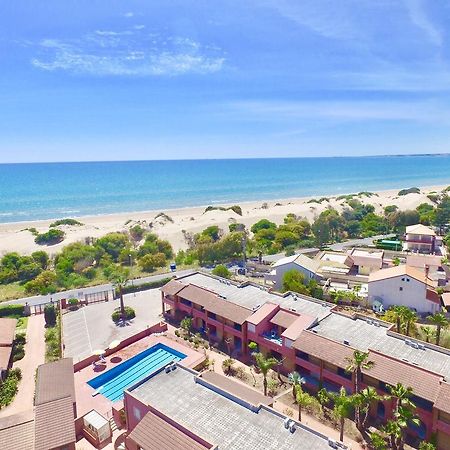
left=0, top=185, right=445, bottom=256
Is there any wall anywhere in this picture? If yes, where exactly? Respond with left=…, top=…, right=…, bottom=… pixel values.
left=265, top=262, right=318, bottom=290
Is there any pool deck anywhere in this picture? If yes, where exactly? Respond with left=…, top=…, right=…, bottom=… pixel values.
left=74, top=334, right=205, bottom=418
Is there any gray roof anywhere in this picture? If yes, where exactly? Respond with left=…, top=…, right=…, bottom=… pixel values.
left=311, top=313, right=450, bottom=381
left=178, top=272, right=331, bottom=321
left=130, top=367, right=336, bottom=450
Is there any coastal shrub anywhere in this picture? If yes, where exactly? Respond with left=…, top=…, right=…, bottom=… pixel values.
left=44, top=304, right=57, bottom=327
left=398, top=187, right=420, bottom=196
left=95, top=232, right=130, bottom=262
left=31, top=251, right=50, bottom=269
left=384, top=205, right=398, bottom=215
left=204, top=205, right=242, bottom=216
left=138, top=252, right=167, bottom=272
left=229, top=223, right=245, bottom=232
left=154, top=212, right=174, bottom=223
left=35, top=229, right=65, bottom=245
left=129, top=224, right=146, bottom=242
left=251, top=219, right=277, bottom=234
left=0, top=304, right=25, bottom=318
left=212, top=264, right=231, bottom=279
left=0, top=369, right=22, bottom=409
left=111, top=306, right=136, bottom=322
left=24, top=270, right=57, bottom=295
left=0, top=252, right=44, bottom=284
left=68, top=298, right=79, bottom=311
left=50, top=218, right=83, bottom=227
left=13, top=344, right=25, bottom=362
left=427, top=194, right=439, bottom=204
left=137, top=234, right=173, bottom=259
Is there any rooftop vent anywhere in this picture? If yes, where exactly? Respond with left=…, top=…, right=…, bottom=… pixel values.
left=284, top=417, right=291, bottom=429
left=366, top=319, right=373, bottom=325
left=411, top=342, right=419, bottom=349
left=418, top=343, right=426, bottom=350
left=373, top=322, right=380, bottom=327
left=328, top=439, right=338, bottom=449
left=405, top=339, right=411, bottom=346
left=289, top=422, right=296, bottom=433
left=343, top=340, right=350, bottom=345
left=402, top=358, right=408, bottom=362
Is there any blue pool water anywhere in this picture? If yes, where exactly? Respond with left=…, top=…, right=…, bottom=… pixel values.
left=87, top=343, right=186, bottom=402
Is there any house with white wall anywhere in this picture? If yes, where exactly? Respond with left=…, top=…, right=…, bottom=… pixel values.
left=405, top=224, right=437, bottom=254
left=368, top=265, right=441, bottom=314
left=347, top=248, right=384, bottom=275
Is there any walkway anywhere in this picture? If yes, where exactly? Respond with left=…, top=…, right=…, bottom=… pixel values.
left=0, top=314, right=46, bottom=417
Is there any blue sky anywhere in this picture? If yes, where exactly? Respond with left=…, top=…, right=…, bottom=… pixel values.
left=1, top=0, right=450, bottom=162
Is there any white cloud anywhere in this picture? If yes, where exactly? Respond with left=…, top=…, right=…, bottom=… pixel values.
left=404, top=0, right=442, bottom=47
left=124, top=12, right=134, bottom=18
left=30, top=29, right=225, bottom=76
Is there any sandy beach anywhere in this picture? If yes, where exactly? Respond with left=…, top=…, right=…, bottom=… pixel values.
left=0, top=184, right=446, bottom=256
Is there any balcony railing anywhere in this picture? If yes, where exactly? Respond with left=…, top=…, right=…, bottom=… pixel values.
left=261, top=331, right=282, bottom=346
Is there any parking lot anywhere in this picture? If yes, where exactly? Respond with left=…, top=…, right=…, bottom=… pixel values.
left=62, top=289, right=163, bottom=363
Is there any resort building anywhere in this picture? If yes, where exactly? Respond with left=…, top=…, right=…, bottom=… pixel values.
left=405, top=224, right=437, bottom=254
left=0, top=317, right=16, bottom=380
left=347, top=248, right=384, bottom=275
left=161, top=272, right=450, bottom=447
left=368, top=265, right=441, bottom=314
left=124, top=363, right=343, bottom=450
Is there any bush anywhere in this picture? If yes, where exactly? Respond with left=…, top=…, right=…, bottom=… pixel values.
left=35, top=229, right=65, bottom=245
left=398, top=187, right=420, bottom=196
left=119, top=277, right=172, bottom=295
left=44, top=304, right=57, bottom=327
left=0, top=304, right=25, bottom=318
left=138, top=252, right=167, bottom=272
left=50, top=218, right=83, bottom=227
left=14, top=333, right=26, bottom=346
left=13, top=345, right=25, bottom=362
left=45, top=324, right=61, bottom=362
left=0, top=369, right=21, bottom=408
left=112, top=306, right=136, bottom=322
left=24, top=270, right=58, bottom=295
left=212, top=264, right=231, bottom=279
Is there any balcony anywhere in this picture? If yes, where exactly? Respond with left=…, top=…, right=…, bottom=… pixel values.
left=261, top=330, right=282, bottom=346
left=163, top=296, right=175, bottom=308
left=224, top=323, right=243, bottom=337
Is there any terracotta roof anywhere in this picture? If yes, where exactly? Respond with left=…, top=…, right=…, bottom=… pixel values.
left=293, top=330, right=355, bottom=368
left=435, top=382, right=450, bottom=414
left=270, top=310, right=298, bottom=329
left=0, top=318, right=16, bottom=346
left=365, top=350, right=443, bottom=402
left=160, top=279, right=185, bottom=296
left=0, top=411, right=35, bottom=450
left=0, top=346, right=13, bottom=371
left=34, top=396, right=76, bottom=450
left=177, top=284, right=252, bottom=325
left=282, top=314, right=317, bottom=341
left=199, top=371, right=273, bottom=407
left=426, top=288, right=441, bottom=304
left=442, top=292, right=450, bottom=307
left=246, top=303, right=279, bottom=326
left=406, top=224, right=436, bottom=236
left=368, top=264, right=432, bottom=284
left=128, top=410, right=212, bottom=450
left=35, top=357, right=75, bottom=406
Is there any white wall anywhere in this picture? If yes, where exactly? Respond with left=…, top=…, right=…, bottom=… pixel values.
left=265, top=262, right=317, bottom=291
left=368, top=275, right=439, bottom=314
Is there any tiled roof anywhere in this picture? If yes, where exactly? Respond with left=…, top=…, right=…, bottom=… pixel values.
left=160, top=279, right=185, bottom=296
left=282, top=314, right=317, bottom=341
left=273, top=253, right=322, bottom=274
left=434, top=382, right=450, bottom=414
left=35, top=358, right=75, bottom=406
left=0, top=411, right=35, bottom=450
left=128, top=410, right=211, bottom=450
left=293, top=330, right=355, bottom=368
left=0, top=346, right=12, bottom=371
left=199, top=371, right=273, bottom=408
left=34, top=396, right=76, bottom=450
left=442, top=292, right=450, bottom=307
left=368, top=264, right=432, bottom=284
left=270, top=310, right=298, bottom=329
left=366, top=350, right=443, bottom=402
left=246, top=303, right=279, bottom=326
left=0, top=318, right=17, bottom=346
left=177, top=284, right=252, bottom=325
left=406, top=224, right=436, bottom=236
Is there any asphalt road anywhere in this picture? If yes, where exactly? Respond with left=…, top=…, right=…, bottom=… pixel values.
left=2, top=268, right=195, bottom=307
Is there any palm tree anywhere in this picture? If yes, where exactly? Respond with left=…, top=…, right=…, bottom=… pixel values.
left=402, top=309, right=417, bottom=336
left=332, top=387, right=354, bottom=442
left=388, top=383, right=415, bottom=413
left=427, top=312, right=449, bottom=346
left=390, top=306, right=406, bottom=333
left=254, top=352, right=278, bottom=396
left=392, top=405, right=420, bottom=450
left=421, top=326, right=435, bottom=343
left=356, top=386, right=383, bottom=429
left=383, top=419, right=402, bottom=450
left=288, top=371, right=305, bottom=400
left=296, top=388, right=314, bottom=422
left=109, top=269, right=129, bottom=321
left=345, top=350, right=374, bottom=427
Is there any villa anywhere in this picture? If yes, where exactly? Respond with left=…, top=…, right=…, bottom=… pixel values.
left=404, top=224, right=439, bottom=254
left=161, top=271, right=450, bottom=447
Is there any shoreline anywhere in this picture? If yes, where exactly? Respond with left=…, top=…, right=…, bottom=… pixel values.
left=0, top=183, right=446, bottom=256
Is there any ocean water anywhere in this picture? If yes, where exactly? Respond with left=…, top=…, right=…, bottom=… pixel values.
left=0, top=155, right=449, bottom=223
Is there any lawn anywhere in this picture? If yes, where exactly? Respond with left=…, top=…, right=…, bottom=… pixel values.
left=0, top=283, right=26, bottom=302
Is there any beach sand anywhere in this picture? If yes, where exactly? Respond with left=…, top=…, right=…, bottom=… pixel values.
left=0, top=184, right=446, bottom=256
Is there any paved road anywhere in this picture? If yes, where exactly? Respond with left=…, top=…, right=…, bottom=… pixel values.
left=2, top=268, right=195, bottom=307
left=328, top=234, right=395, bottom=251
left=261, top=248, right=319, bottom=264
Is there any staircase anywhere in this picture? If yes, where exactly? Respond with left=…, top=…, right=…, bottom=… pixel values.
left=109, top=416, right=119, bottom=432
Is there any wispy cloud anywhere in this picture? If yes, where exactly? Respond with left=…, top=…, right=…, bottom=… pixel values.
left=29, top=28, right=225, bottom=76
left=404, top=0, right=442, bottom=47
left=124, top=12, right=134, bottom=18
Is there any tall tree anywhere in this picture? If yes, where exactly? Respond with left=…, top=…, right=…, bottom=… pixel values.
left=355, top=386, right=384, bottom=429
left=332, top=387, right=355, bottom=442
left=295, top=388, right=314, bottom=422
left=109, top=268, right=129, bottom=321
left=427, top=313, right=449, bottom=346
left=254, top=353, right=278, bottom=396
left=403, top=309, right=418, bottom=336
left=288, top=371, right=305, bottom=400
left=388, top=383, right=415, bottom=413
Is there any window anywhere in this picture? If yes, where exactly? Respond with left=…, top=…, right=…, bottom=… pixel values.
left=208, top=312, right=216, bottom=320
left=180, top=298, right=192, bottom=307
left=296, top=350, right=309, bottom=361
left=399, top=287, right=403, bottom=291
left=337, top=367, right=352, bottom=379
left=406, top=278, right=410, bottom=282
left=233, top=323, right=242, bottom=331
left=402, top=278, right=405, bottom=281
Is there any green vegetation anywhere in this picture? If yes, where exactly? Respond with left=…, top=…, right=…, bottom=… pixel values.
left=211, top=264, right=231, bottom=278
left=119, top=277, right=172, bottom=295
left=0, top=368, right=22, bottom=409
left=12, top=333, right=26, bottom=362
left=204, top=205, right=242, bottom=216
left=45, top=310, right=61, bottom=362
left=50, top=218, right=83, bottom=227
left=44, top=304, right=57, bottom=327
left=398, top=187, right=420, bottom=196
left=282, top=269, right=323, bottom=299
left=35, top=229, right=65, bottom=245
left=0, top=304, right=25, bottom=317
left=112, top=306, right=136, bottom=322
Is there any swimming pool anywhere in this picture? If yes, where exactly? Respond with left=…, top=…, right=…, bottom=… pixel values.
left=88, top=343, right=186, bottom=402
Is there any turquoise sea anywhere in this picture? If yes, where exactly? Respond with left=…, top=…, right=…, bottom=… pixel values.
left=0, top=155, right=449, bottom=223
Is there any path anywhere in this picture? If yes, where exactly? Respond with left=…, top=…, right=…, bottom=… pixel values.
left=0, top=314, right=46, bottom=418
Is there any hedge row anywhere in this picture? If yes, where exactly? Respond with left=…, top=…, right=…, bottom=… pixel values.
left=0, top=304, right=25, bottom=318
left=118, top=277, right=173, bottom=296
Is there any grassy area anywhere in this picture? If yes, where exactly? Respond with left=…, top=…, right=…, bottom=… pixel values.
left=15, top=316, right=28, bottom=333
left=0, top=368, right=22, bottom=409
left=0, top=283, right=26, bottom=303
left=44, top=313, right=61, bottom=362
